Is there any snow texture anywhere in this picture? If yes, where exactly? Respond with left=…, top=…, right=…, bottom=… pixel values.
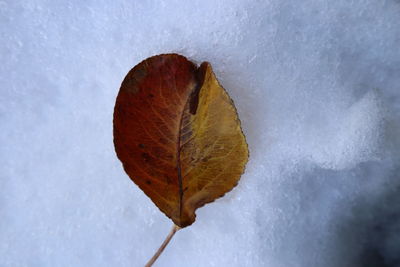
left=1, top=0, right=400, bottom=266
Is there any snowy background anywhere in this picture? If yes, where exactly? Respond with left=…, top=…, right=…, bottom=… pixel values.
left=1, top=0, right=400, bottom=266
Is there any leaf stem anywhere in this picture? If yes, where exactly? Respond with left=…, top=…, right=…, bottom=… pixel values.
left=145, top=224, right=181, bottom=267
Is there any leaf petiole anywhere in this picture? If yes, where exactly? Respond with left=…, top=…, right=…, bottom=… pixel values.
left=145, top=224, right=181, bottom=267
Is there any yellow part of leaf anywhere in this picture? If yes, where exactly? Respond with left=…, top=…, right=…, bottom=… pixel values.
left=177, top=62, right=249, bottom=227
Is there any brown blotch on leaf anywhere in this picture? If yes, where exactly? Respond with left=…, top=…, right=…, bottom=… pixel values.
left=189, top=62, right=208, bottom=115
left=141, top=152, right=151, bottom=162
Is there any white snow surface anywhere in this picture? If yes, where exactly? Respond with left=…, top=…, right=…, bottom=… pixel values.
left=1, top=1, right=400, bottom=266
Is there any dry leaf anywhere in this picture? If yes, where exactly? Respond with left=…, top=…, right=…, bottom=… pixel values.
left=113, top=53, right=248, bottom=228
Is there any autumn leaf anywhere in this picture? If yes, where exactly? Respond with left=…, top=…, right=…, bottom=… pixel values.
left=113, top=53, right=248, bottom=265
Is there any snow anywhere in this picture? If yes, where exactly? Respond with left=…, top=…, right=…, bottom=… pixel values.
left=1, top=0, right=400, bottom=266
